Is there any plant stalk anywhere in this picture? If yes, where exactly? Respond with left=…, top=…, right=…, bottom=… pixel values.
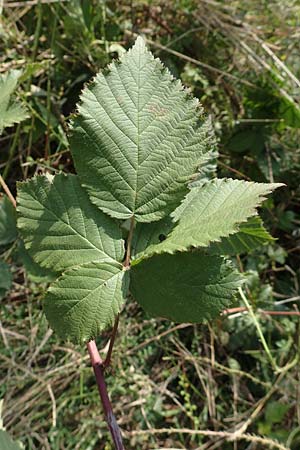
left=86, top=340, right=125, bottom=450
left=86, top=216, right=134, bottom=448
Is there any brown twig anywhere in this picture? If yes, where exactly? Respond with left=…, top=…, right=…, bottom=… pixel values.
left=3, top=0, right=69, bottom=7
left=224, top=307, right=300, bottom=317
left=0, top=174, right=16, bottom=208
left=124, top=428, right=289, bottom=450
left=86, top=340, right=125, bottom=450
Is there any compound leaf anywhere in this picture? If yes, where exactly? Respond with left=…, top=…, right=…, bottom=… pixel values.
left=0, top=70, right=28, bottom=134
left=131, top=252, right=243, bottom=322
left=133, top=178, right=283, bottom=260
left=17, top=173, right=124, bottom=272
left=70, top=37, right=215, bottom=222
left=44, top=262, right=129, bottom=343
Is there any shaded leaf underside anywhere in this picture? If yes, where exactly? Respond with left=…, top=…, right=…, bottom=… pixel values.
left=131, top=252, right=243, bottom=322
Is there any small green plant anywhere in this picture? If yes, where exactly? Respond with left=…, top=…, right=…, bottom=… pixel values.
left=0, top=70, right=28, bottom=135
left=16, top=37, right=283, bottom=449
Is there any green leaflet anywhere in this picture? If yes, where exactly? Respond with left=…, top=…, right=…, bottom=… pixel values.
left=0, top=70, right=28, bottom=134
left=130, top=252, right=243, bottom=322
left=0, top=195, right=17, bottom=246
left=133, top=178, right=283, bottom=261
left=70, top=37, right=215, bottom=222
left=44, top=262, right=129, bottom=343
left=17, top=173, right=128, bottom=341
left=17, top=173, right=124, bottom=272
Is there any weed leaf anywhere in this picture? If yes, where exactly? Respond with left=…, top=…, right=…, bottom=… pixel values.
left=0, top=70, right=28, bottom=134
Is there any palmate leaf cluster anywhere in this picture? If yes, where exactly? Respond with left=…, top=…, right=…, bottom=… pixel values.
left=17, top=38, right=282, bottom=343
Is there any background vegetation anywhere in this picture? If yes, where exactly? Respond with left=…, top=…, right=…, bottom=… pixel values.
left=0, top=1, right=300, bottom=449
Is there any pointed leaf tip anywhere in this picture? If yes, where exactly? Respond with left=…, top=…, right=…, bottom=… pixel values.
left=133, top=35, right=146, bottom=50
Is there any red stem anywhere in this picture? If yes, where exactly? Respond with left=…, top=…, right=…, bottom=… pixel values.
left=86, top=340, right=125, bottom=450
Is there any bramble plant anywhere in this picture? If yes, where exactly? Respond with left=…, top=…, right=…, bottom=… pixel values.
left=16, top=37, right=283, bottom=449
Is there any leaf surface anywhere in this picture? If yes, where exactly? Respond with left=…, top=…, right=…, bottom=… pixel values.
left=44, top=262, right=129, bottom=343
left=133, top=178, right=283, bottom=260
left=70, top=37, right=215, bottom=222
left=131, top=252, right=243, bottom=322
left=17, top=240, right=57, bottom=283
left=17, top=173, right=124, bottom=272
